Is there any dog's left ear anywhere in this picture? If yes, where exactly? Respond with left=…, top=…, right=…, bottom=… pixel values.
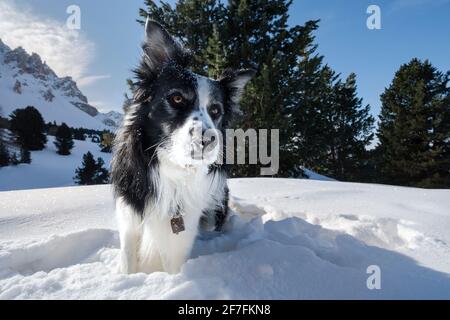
left=143, top=18, right=190, bottom=71
left=220, top=69, right=257, bottom=113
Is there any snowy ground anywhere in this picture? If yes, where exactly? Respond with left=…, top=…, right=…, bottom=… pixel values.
left=0, top=136, right=111, bottom=191
left=0, top=178, right=449, bottom=299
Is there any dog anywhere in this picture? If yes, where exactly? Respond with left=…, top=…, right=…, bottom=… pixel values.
left=111, top=19, right=255, bottom=274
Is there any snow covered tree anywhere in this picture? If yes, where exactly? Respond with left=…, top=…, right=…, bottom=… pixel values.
left=378, top=59, right=450, bottom=188
left=9, top=106, right=47, bottom=151
left=74, top=152, right=109, bottom=185
left=54, top=122, right=74, bottom=155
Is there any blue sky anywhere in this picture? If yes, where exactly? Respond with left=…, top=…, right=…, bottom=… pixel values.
left=0, top=0, right=449, bottom=120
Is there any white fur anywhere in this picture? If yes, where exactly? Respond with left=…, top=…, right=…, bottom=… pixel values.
left=117, top=164, right=225, bottom=274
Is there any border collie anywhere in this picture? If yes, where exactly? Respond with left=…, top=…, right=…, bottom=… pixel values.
left=111, top=19, right=255, bottom=274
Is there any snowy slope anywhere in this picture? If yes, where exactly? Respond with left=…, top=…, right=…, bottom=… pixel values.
left=0, top=39, right=122, bottom=130
left=0, top=179, right=449, bottom=299
left=0, top=136, right=111, bottom=191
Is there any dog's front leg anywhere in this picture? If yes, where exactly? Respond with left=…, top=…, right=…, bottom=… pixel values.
left=161, top=227, right=198, bottom=274
left=116, top=199, right=141, bottom=274
left=148, top=212, right=200, bottom=274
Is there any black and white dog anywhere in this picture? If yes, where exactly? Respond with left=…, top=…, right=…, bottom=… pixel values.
left=111, top=19, right=255, bottom=274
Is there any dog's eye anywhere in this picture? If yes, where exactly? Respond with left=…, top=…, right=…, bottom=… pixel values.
left=209, top=104, right=222, bottom=119
left=168, top=93, right=186, bottom=106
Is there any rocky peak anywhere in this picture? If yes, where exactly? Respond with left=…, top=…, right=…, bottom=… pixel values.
left=0, top=39, right=9, bottom=54
left=4, top=46, right=56, bottom=80
left=0, top=38, right=122, bottom=128
left=54, top=76, right=88, bottom=104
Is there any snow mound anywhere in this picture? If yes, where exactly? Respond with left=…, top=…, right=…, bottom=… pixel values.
left=0, top=179, right=449, bottom=299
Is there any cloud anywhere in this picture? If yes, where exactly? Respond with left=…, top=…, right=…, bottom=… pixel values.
left=0, top=0, right=95, bottom=82
left=78, top=75, right=111, bottom=88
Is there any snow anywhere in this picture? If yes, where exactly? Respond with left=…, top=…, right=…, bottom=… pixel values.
left=302, top=166, right=335, bottom=181
left=0, top=178, right=449, bottom=299
left=0, top=136, right=111, bottom=191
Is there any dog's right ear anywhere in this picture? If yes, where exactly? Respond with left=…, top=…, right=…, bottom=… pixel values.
left=143, top=18, right=190, bottom=71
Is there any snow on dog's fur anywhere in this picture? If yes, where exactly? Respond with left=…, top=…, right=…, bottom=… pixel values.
left=111, top=19, right=255, bottom=274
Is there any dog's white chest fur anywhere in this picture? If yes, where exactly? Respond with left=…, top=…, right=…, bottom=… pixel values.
left=116, top=162, right=224, bottom=274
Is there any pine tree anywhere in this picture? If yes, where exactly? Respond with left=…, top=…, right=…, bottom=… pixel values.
left=140, top=0, right=223, bottom=73
left=0, top=141, right=9, bottom=166
left=54, top=123, right=74, bottom=155
left=0, top=107, right=10, bottom=167
left=140, top=0, right=324, bottom=177
left=73, top=128, right=86, bottom=141
left=9, top=106, right=47, bottom=151
left=20, top=147, right=31, bottom=164
left=324, top=73, right=375, bottom=180
left=289, top=63, right=337, bottom=176
left=378, top=58, right=450, bottom=188
left=10, top=152, right=19, bottom=166
left=74, top=152, right=109, bottom=185
left=205, top=24, right=227, bottom=79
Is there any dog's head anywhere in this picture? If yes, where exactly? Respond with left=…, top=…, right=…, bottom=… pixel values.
left=112, top=20, right=255, bottom=212
left=132, top=19, right=255, bottom=168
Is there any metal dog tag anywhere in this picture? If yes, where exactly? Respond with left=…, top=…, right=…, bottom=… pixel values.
left=171, top=215, right=185, bottom=234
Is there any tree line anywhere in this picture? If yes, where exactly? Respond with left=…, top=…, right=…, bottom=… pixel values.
left=0, top=106, right=111, bottom=185
left=136, top=0, right=449, bottom=188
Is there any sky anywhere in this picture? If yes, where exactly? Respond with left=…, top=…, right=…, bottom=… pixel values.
left=0, top=0, right=449, bottom=120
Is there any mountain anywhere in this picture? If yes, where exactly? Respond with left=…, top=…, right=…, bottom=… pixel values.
left=95, top=111, right=124, bottom=128
left=0, top=39, right=122, bottom=130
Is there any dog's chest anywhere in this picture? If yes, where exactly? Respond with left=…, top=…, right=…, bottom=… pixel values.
left=150, top=163, right=223, bottom=221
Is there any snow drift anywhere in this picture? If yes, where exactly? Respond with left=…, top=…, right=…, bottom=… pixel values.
left=0, top=179, right=449, bottom=299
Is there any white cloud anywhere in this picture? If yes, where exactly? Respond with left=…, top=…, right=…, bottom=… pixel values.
left=0, top=0, right=100, bottom=84
left=78, top=75, right=111, bottom=88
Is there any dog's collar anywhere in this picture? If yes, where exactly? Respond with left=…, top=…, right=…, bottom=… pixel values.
left=170, top=204, right=185, bottom=235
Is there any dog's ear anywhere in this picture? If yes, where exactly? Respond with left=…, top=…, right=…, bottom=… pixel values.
left=220, top=68, right=257, bottom=113
left=143, top=18, right=190, bottom=71
left=110, top=105, right=155, bottom=214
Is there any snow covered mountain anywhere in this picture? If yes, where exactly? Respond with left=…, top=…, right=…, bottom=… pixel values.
left=0, top=179, right=449, bottom=299
left=0, top=39, right=122, bottom=130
